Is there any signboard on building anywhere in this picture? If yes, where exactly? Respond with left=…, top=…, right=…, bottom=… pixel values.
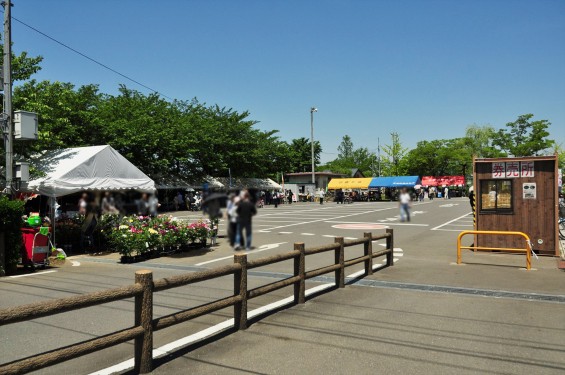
left=523, top=182, right=536, bottom=199
left=492, top=161, right=535, bottom=178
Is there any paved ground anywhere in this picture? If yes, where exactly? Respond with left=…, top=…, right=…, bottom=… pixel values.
left=1, top=198, right=564, bottom=374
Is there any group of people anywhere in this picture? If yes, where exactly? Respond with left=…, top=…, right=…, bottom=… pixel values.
left=173, top=191, right=201, bottom=211
left=226, top=190, right=257, bottom=250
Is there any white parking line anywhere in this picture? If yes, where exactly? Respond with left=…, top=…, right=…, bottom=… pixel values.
left=301, top=233, right=315, bottom=236
left=431, top=212, right=473, bottom=231
left=9, top=270, right=57, bottom=278
left=195, top=242, right=288, bottom=266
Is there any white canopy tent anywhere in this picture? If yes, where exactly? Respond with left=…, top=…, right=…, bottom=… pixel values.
left=24, top=145, right=155, bottom=197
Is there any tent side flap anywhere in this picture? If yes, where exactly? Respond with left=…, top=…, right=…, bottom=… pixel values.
left=391, top=176, right=421, bottom=187
left=327, top=178, right=372, bottom=190
left=368, top=177, right=395, bottom=188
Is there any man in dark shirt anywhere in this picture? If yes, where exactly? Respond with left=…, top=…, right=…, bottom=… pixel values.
left=235, top=190, right=257, bottom=250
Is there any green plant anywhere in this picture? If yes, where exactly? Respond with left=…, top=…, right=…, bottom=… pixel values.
left=0, top=196, right=25, bottom=275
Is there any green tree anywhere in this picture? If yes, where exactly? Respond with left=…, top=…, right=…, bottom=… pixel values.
left=463, top=124, right=503, bottom=158
left=0, top=34, right=43, bottom=84
left=382, top=132, right=408, bottom=176
left=13, top=80, right=103, bottom=153
left=493, top=114, right=554, bottom=157
left=287, top=137, right=321, bottom=173
left=337, top=135, right=354, bottom=161
left=320, top=135, right=376, bottom=176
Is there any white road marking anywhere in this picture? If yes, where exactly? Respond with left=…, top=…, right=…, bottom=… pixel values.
left=71, top=261, right=81, bottom=267
left=322, top=235, right=335, bottom=238
left=9, top=270, right=57, bottom=278
left=431, top=212, right=473, bottom=231
left=258, top=206, right=400, bottom=232
left=301, top=233, right=315, bottom=236
left=279, top=231, right=293, bottom=234
left=195, top=242, right=288, bottom=266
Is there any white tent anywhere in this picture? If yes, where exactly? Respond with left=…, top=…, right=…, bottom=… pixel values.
left=24, top=145, right=155, bottom=197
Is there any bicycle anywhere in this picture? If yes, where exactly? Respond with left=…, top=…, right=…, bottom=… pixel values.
left=559, top=202, right=565, bottom=240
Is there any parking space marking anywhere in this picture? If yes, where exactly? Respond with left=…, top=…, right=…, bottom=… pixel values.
left=9, top=270, right=57, bottom=278
left=431, top=212, right=474, bottom=231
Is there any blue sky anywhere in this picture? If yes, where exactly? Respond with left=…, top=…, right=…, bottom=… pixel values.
left=7, top=0, right=565, bottom=163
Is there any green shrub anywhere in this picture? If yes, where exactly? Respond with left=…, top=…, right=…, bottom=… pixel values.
left=0, top=196, right=25, bottom=275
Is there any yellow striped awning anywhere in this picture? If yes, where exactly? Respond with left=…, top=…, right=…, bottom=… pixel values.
left=327, top=178, right=373, bottom=190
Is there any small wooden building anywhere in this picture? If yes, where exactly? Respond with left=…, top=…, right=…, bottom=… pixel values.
left=473, top=155, right=559, bottom=256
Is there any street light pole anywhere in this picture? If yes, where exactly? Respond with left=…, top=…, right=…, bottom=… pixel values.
left=310, top=107, right=317, bottom=186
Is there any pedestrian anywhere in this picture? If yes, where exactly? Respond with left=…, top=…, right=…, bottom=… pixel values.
left=148, top=193, right=160, bottom=217
left=137, top=193, right=150, bottom=216
left=101, top=192, right=119, bottom=215
left=399, top=188, right=411, bottom=222
left=319, top=189, right=325, bottom=205
left=78, top=192, right=88, bottom=215
left=444, top=186, right=449, bottom=199
left=287, top=190, right=293, bottom=205
left=226, top=193, right=239, bottom=247
left=235, top=190, right=257, bottom=250
left=273, top=190, right=279, bottom=208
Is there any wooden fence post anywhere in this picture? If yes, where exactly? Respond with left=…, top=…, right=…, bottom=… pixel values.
left=134, top=270, right=153, bottom=374
left=386, top=228, right=394, bottom=267
left=294, top=243, right=305, bottom=304
left=334, top=237, right=345, bottom=288
left=364, top=232, right=373, bottom=275
left=234, top=253, right=248, bottom=330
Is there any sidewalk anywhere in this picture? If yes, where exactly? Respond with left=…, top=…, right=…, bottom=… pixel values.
left=111, top=249, right=565, bottom=375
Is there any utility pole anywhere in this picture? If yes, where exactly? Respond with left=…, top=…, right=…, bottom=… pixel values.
left=377, top=137, right=381, bottom=176
left=2, top=0, right=13, bottom=196
left=310, top=107, right=317, bottom=186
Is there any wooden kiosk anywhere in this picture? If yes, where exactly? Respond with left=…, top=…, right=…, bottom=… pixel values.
left=473, top=155, right=559, bottom=256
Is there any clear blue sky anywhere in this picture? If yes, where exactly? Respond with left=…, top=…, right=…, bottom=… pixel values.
left=7, top=0, right=565, bottom=163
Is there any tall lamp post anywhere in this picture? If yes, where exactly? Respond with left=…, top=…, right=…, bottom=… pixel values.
left=310, top=107, right=317, bottom=186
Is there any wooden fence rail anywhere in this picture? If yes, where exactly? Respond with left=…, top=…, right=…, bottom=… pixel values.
left=0, top=229, right=393, bottom=375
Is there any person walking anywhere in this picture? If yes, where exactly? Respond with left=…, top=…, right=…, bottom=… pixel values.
left=235, top=190, right=257, bottom=250
left=399, top=188, right=411, bottom=222
left=319, top=189, right=325, bottom=205
left=273, top=190, right=279, bottom=208
left=444, top=186, right=449, bottom=199
left=226, top=193, right=239, bottom=248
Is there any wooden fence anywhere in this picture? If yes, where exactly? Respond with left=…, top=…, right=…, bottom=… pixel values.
left=0, top=229, right=393, bottom=374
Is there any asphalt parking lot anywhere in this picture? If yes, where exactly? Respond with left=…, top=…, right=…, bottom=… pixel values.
left=1, top=198, right=564, bottom=374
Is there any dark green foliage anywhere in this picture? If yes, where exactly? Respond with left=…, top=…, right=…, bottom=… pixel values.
left=493, top=114, right=555, bottom=157
left=0, top=196, right=25, bottom=274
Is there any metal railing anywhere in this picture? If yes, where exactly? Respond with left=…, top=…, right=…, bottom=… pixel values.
left=457, top=230, right=533, bottom=270
left=0, top=229, right=393, bottom=374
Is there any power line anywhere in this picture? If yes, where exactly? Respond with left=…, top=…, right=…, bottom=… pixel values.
left=5, top=13, right=173, bottom=100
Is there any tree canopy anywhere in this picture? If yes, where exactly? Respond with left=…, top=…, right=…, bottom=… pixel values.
left=492, top=114, right=554, bottom=157
left=2, top=38, right=561, bottom=184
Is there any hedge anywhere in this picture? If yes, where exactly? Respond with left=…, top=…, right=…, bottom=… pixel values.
left=0, top=196, right=25, bottom=275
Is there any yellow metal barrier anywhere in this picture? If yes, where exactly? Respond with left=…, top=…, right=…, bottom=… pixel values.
left=457, top=230, right=533, bottom=270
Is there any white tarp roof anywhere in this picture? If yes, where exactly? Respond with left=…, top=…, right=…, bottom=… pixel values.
left=214, top=177, right=281, bottom=190
left=24, top=145, right=156, bottom=197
